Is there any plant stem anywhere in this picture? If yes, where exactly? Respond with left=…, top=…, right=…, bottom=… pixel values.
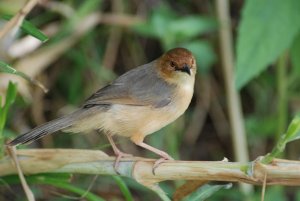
left=215, top=0, right=252, bottom=194
left=277, top=52, right=288, bottom=139
left=261, top=134, right=287, bottom=164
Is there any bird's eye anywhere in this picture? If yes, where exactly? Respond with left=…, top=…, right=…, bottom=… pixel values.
left=170, top=61, right=176, bottom=68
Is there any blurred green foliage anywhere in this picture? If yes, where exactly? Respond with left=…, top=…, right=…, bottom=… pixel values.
left=134, top=5, right=217, bottom=72
left=1, top=173, right=105, bottom=201
left=1, top=0, right=300, bottom=200
left=183, top=183, right=232, bottom=201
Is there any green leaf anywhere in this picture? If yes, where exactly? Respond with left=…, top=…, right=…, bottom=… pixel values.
left=290, top=32, right=300, bottom=74
left=4, top=82, right=17, bottom=106
left=261, top=114, right=300, bottom=163
left=0, top=60, right=17, bottom=74
left=1, top=14, right=48, bottom=42
left=22, top=20, right=48, bottom=42
left=0, top=82, right=17, bottom=158
left=182, top=183, right=232, bottom=201
left=235, top=0, right=300, bottom=89
left=284, top=114, right=300, bottom=142
left=0, top=82, right=17, bottom=130
left=112, top=176, right=134, bottom=201
left=0, top=60, right=48, bottom=93
left=0, top=60, right=34, bottom=83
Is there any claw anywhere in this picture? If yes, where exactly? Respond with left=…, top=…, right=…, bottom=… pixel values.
left=152, top=155, right=174, bottom=175
left=129, top=137, right=175, bottom=175
left=113, top=151, right=132, bottom=174
left=104, top=132, right=133, bottom=174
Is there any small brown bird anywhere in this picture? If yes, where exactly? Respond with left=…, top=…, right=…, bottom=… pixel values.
left=8, top=47, right=196, bottom=170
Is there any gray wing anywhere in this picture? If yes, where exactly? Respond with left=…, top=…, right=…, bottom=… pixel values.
left=83, top=61, right=172, bottom=108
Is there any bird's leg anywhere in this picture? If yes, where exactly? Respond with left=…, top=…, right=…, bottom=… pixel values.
left=131, top=134, right=174, bottom=174
left=104, top=132, right=132, bottom=173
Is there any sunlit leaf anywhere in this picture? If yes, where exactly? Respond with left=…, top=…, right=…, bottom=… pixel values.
left=22, top=20, right=48, bottom=42
left=0, top=60, right=48, bottom=93
left=4, top=81, right=17, bottom=109
left=0, top=60, right=17, bottom=74
left=0, top=82, right=17, bottom=130
left=235, top=0, right=300, bottom=89
left=0, top=82, right=17, bottom=157
left=1, top=14, right=48, bottom=42
left=284, top=115, right=300, bottom=142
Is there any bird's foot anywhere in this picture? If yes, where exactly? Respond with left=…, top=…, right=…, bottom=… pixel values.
left=114, top=151, right=133, bottom=174
left=152, top=154, right=174, bottom=175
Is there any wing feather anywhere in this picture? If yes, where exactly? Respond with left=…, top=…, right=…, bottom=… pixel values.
left=83, top=61, right=172, bottom=108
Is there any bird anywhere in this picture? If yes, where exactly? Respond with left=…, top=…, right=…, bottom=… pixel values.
left=7, top=47, right=196, bottom=171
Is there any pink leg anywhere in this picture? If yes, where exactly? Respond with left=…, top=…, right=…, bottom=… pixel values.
left=131, top=134, right=174, bottom=174
left=137, top=142, right=174, bottom=174
left=136, top=142, right=174, bottom=160
left=105, top=133, right=132, bottom=172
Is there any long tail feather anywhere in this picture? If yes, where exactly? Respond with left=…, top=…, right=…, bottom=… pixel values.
left=7, top=109, right=90, bottom=146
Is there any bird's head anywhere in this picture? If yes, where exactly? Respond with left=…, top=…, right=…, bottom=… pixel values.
left=157, top=47, right=196, bottom=84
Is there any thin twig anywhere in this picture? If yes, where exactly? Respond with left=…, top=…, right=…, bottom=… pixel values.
left=49, top=175, right=99, bottom=200
left=215, top=0, right=252, bottom=193
left=102, top=0, right=124, bottom=69
left=261, top=172, right=267, bottom=201
left=100, top=13, right=144, bottom=27
left=80, top=175, right=99, bottom=200
left=6, top=146, right=35, bottom=201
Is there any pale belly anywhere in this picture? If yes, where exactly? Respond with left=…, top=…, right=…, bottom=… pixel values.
left=100, top=104, right=183, bottom=137
left=103, top=83, right=193, bottom=137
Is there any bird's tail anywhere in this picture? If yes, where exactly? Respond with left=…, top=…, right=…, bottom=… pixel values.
left=7, top=109, right=91, bottom=146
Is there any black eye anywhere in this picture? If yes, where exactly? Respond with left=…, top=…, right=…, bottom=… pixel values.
left=170, top=61, right=176, bottom=67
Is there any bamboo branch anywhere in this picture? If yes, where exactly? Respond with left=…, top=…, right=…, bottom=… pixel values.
left=1, top=149, right=300, bottom=187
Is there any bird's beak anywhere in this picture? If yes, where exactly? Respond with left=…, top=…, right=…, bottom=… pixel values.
left=181, top=64, right=191, bottom=75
